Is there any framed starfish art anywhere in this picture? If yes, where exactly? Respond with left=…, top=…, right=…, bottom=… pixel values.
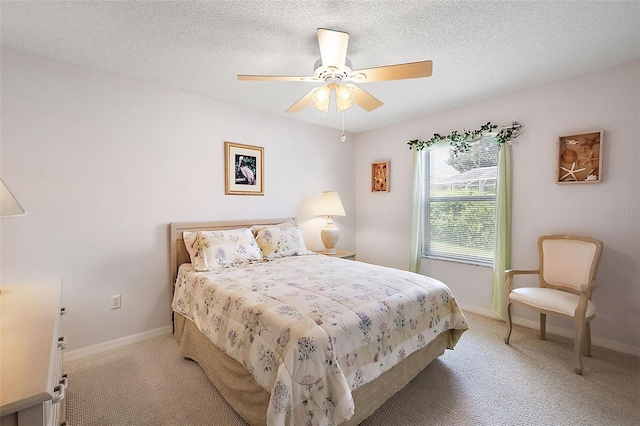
left=557, top=130, right=604, bottom=184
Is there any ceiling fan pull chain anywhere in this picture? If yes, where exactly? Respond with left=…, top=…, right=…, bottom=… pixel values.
left=341, top=111, right=347, bottom=142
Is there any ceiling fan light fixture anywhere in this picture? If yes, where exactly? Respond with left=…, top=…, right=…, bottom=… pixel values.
left=311, top=85, right=331, bottom=112
left=335, top=84, right=355, bottom=112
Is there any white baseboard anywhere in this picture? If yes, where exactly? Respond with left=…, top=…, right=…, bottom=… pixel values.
left=458, top=303, right=498, bottom=319
left=63, top=325, right=172, bottom=363
left=459, top=303, right=640, bottom=357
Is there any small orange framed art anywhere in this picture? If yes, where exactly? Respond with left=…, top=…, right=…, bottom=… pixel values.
left=372, top=161, right=390, bottom=192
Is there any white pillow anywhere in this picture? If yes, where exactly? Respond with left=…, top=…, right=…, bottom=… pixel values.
left=250, top=219, right=296, bottom=236
left=254, top=224, right=312, bottom=258
left=183, top=228, right=262, bottom=271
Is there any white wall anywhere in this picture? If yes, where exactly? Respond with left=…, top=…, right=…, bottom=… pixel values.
left=355, top=60, right=640, bottom=354
left=0, top=48, right=356, bottom=351
left=2, top=47, right=638, bottom=356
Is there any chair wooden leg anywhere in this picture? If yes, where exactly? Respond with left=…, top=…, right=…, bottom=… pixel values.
left=584, top=322, right=592, bottom=357
left=574, top=320, right=585, bottom=375
left=539, top=313, right=546, bottom=340
left=504, top=303, right=513, bottom=344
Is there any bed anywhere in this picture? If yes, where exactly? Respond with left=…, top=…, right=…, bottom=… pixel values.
left=170, top=219, right=468, bottom=426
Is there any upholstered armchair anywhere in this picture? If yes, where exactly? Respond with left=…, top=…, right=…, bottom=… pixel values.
left=504, top=235, right=604, bottom=374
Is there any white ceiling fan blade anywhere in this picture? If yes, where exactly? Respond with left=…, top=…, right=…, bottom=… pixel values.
left=318, top=28, right=349, bottom=68
left=238, top=75, right=319, bottom=82
left=346, top=84, right=384, bottom=111
left=350, top=60, right=433, bottom=83
left=285, top=87, right=317, bottom=113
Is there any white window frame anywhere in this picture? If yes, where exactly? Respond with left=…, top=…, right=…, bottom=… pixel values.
left=422, top=139, right=498, bottom=267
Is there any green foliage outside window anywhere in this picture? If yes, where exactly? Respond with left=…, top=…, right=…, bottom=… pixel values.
left=428, top=200, right=496, bottom=259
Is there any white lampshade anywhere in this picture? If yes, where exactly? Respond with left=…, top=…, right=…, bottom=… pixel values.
left=316, top=191, right=346, bottom=217
left=0, top=178, right=26, bottom=217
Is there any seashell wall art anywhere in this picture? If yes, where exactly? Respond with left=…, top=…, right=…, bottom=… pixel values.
left=557, top=131, right=603, bottom=184
left=372, top=161, right=390, bottom=192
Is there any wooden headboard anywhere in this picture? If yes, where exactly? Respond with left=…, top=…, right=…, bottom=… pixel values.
left=169, top=218, right=295, bottom=301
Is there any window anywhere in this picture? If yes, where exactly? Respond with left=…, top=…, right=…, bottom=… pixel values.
left=423, top=137, right=499, bottom=266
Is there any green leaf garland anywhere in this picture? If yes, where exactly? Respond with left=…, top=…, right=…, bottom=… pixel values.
left=408, top=121, right=523, bottom=155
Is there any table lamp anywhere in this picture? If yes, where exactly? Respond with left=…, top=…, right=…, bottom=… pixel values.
left=0, top=178, right=26, bottom=295
left=1, top=178, right=26, bottom=217
left=316, top=191, right=346, bottom=255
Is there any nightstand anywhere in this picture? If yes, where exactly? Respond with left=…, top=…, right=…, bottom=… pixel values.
left=314, top=250, right=356, bottom=260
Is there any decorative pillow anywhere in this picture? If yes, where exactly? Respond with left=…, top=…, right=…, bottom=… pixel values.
left=254, top=224, right=312, bottom=258
left=183, top=228, right=262, bottom=271
left=250, top=219, right=296, bottom=236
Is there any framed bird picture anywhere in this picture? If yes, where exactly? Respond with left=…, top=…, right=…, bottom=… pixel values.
left=225, top=142, right=264, bottom=195
left=556, top=131, right=603, bottom=184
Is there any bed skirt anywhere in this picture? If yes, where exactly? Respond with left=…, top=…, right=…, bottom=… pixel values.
left=174, top=313, right=457, bottom=426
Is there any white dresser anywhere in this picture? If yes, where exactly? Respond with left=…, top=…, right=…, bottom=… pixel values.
left=0, top=280, right=68, bottom=426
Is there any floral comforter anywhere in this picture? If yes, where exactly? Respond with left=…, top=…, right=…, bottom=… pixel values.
left=172, top=255, right=468, bottom=426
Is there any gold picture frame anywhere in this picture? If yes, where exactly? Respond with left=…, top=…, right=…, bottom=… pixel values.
left=372, top=161, right=390, bottom=192
left=556, top=131, right=603, bottom=184
left=224, top=142, right=264, bottom=195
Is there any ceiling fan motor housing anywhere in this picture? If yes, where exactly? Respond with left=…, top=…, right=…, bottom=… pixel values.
left=314, top=58, right=353, bottom=81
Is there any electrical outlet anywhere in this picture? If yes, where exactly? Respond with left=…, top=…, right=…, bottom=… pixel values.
left=111, top=294, right=121, bottom=310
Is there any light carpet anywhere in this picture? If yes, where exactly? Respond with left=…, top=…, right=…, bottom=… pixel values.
left=64, top=312, right=639, bottom=425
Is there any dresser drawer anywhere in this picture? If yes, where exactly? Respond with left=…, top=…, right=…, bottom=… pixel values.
left=44, top=345, right=68, bottom=426
left=0, top=281, right=67, bottom=426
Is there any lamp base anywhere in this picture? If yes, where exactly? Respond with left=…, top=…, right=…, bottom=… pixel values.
left=320, top=222, right=339, bottom=255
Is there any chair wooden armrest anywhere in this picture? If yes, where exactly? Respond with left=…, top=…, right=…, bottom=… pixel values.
left=504, top=269, right=540, bottom=293
left=579, top=282, right=598, bottom=292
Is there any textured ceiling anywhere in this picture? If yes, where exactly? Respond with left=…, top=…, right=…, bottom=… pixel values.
left=1, top=1, right=639, bottom=133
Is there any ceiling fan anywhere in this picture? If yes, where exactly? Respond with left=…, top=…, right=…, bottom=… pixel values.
left=237, top=28, right=433, bottom=113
